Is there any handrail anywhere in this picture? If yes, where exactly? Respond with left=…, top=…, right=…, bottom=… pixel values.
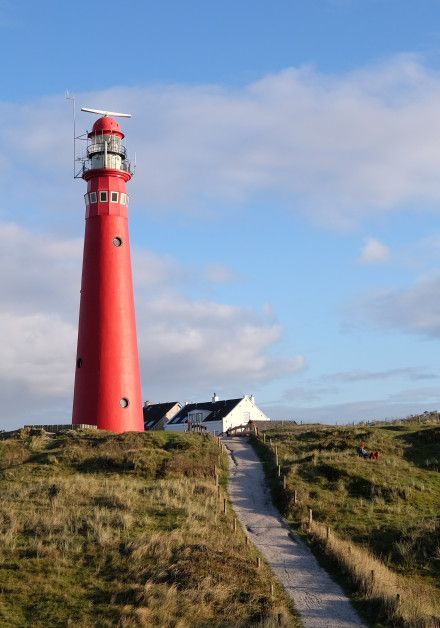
left=81, top=159, right=133, bottom=174
left=87, top=142, right=126, bottom=158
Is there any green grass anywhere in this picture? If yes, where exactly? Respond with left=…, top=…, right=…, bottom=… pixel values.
left=252, top=416, right=440, bottom=626
left=0, top=428, right=298, bottom=627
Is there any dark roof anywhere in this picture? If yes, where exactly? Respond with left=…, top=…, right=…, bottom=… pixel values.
left=168, top=398, right=242, bottom=425
left=143, top=402, right=180, bottom=429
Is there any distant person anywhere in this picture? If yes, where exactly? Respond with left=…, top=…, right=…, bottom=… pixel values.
left=357, top=442, right=369, bottom=458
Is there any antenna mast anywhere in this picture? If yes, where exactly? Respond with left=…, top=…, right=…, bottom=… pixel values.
left=66, top=90, right=76, bottom=179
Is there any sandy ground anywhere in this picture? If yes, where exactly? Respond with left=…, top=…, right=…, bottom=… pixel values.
left=225, top=437, right=366, bottom=628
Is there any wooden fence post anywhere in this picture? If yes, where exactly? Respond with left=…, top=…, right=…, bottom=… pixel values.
left=283, top=475, right=286, bottom=489
left=233, top=518, right=237, bottom=534
left=277, top=464, right=281, bottom=477
left=263, top=433, right=266, bottom=443
left=257, top=557, right=261, bottom=569
left=293, top=490, right=297, bottom=505
left=308, top=508, right=313, bottom=526
left=326, top=525, right=330, bottom=540
left=270, top=583, right=274, bottom=599
left=217, top=485, right=221, bottom=498
left=223, top=498, right=227, bottom=514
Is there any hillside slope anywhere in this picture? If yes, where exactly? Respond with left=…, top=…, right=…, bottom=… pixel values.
left=0, top=429, right=297, bottom=627
left=253, top=418, right=440, bottom=625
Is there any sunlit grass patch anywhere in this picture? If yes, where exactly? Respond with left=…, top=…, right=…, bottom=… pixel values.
left=0, top=429, right=298, bottom=627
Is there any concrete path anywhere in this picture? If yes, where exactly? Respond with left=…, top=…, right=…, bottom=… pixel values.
left=225, top=437, right=365, bottom=628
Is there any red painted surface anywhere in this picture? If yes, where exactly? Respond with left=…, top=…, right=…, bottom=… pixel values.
left=72, top=117, right=143, bottom=432
left=89, top=116, right=124, bottom=139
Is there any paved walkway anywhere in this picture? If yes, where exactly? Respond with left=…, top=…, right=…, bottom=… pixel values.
left=225, top=437, right=365, bottom=628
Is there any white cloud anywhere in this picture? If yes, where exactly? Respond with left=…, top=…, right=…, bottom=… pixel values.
left=361, top=272, right=440, bottom=336
left=137, top=295, right=305, bottom=396
left=0, top=221, right=301, bottom=429
left=4, top=55, right=440, bottom=227
left=359, top=237, right=390, bottom=264
left=0, top=311, right=76, bottom=396
left=263, top=398, right=440, bottom=423
left=321, top=367, right=434, bottom=383
left=203, top=263, right=237, bottom=283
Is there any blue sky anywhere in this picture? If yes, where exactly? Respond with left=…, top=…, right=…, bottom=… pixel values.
left=2, top=0, right=440, bottom=429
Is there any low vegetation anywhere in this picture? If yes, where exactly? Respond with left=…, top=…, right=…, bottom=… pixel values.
left=0, top=428, right=297, bottom=627
left=253, top=414, right=440, bottom=626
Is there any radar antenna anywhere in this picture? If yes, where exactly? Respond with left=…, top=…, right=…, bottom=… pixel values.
left=81, top=107, right=131, bottom=118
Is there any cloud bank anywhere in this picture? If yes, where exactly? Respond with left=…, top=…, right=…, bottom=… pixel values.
left=361, top=273, right=440, bottom=337
left=0, top=222, right=302, bottom=430
left=3, top=55, right=440, bottom=227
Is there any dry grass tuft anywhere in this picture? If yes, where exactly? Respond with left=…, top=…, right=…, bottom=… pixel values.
left=253, top=418, right=440, bottom=626
left=308, top=521, right=439, bottom=627
left=0, top=429, right=297, bottom=627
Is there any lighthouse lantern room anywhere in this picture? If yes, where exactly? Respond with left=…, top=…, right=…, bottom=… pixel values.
left=72, top=108, right=143, bottom=433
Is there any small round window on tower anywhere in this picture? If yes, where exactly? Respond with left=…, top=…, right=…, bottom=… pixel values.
left=120, top=397, right=129, bottom=408
left=113, top=237, right=123, bottom=247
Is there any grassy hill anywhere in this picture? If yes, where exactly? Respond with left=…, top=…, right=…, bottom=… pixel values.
left=253, top=416, right=440, bottom=626
left=0, top=428, right=297, bottom=627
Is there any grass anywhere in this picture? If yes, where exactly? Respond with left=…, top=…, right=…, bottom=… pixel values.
left=0, top=428, right=298, bottom=627
left=252, top=415, right=440, bottom=627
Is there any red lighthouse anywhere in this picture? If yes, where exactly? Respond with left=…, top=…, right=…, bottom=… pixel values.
left=72, top=108, right=143, bottom=433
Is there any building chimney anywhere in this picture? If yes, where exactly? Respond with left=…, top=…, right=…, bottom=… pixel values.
left=143, top=400, right=152, bottom=408
left=212, top=392, right=219, bottom=403
left=250, top=394, right=255, bottom=404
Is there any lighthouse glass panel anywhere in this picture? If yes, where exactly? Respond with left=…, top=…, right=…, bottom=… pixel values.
left=99, top=191, right=108, bottom=202
left=120, top=193, right=126, bottom=205
left=89, top=192, right=97, bottom=203
left=111, top=192, right=119, bottom=203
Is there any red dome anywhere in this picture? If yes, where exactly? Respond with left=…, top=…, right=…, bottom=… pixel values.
left=88, top=116, right=124, bottom=139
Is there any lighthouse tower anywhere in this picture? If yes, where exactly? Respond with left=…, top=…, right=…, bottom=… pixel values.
left=72, top=109, right=143, bottom=433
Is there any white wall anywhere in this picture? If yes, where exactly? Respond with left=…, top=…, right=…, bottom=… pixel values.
left=165, top=397, right=270, bottom=434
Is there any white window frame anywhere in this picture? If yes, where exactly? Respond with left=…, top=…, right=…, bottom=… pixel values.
left=84, top=193, right=89, bottom=206
left=89, top=192, right=97, bottom=204
left=120, top=192, right=126, bottom=205
left=110, top=191, right=119, bottom=203
left=99, top=191, right=108, bottom=202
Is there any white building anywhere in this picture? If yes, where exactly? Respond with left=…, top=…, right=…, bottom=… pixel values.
left=165, top=394, right=269, bottom=434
